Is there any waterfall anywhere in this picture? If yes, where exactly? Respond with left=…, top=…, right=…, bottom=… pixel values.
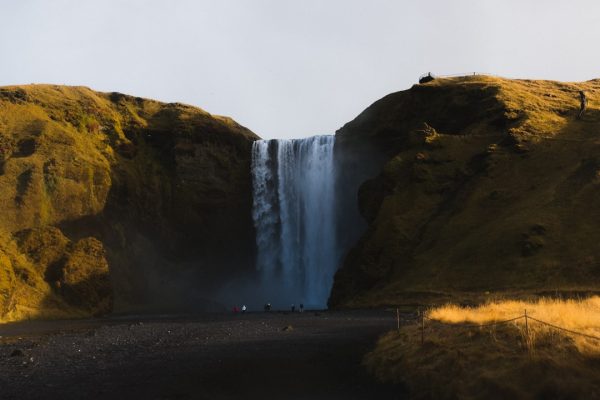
left=251, top=135, right=336, bottom=308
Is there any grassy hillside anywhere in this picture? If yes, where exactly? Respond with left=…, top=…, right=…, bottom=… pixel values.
left=365, top=298, right=600, bottom=398
left=0, top=84, right=258, bottom=321
left=330, top=75, right=600, bottom=307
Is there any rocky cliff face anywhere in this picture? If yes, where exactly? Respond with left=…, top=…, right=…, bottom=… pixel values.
left=330, top=76, right=600, bottom=307
left=0, top=85, right=258, bottom=321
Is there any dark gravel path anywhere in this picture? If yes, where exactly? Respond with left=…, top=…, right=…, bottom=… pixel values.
left=0, top=311, right=406, bottom=400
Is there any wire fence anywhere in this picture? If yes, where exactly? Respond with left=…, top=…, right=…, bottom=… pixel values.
left=526, top=315, right=600, bottom=342
left=396, top=309, right=600, bottom=346
left=424, top=315, right=525, bottom=328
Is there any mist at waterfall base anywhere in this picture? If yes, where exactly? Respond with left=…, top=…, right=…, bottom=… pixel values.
left=208, top=133, right=383, bottom=312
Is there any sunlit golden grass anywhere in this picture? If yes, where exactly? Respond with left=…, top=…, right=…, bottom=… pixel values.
left=428, top=296, right=600, bottom=355
left=366, top=298, right=600, bottom=398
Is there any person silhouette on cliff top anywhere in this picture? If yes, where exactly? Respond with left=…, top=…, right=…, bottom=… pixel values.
left=578, top=90, right=588, bottom=119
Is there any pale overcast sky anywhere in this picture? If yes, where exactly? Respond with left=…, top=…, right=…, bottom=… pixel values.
left=1, top=0, right=600, bottom=139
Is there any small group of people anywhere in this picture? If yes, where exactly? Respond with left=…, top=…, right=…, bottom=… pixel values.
left=263, top=302, right=304, bottom=312
left=232, top=304, right=247, bottom=313
left=262, top=302, right=305, bottom=312
left=232, top=302, right=306, bottom=313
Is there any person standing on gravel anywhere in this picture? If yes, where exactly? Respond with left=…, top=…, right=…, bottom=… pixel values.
left=242, top=305, right=247, bottom=314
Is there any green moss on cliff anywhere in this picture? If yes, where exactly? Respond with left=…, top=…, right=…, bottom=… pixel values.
left=0, top=84, right=259, bottom=321
left=331, top=76, right=600, bottom=307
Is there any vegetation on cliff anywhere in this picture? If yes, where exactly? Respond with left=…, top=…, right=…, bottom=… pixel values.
left=331, top=75, right=600, bottom=308
left=0, top=84, right=258, bottom=321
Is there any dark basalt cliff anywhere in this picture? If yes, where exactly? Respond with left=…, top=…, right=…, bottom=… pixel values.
left=0, top=85, right=258, bottom=321
left=330, top=75, right=600, bottom=307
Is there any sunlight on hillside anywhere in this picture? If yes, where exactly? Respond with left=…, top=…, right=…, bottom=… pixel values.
left=429, top=297, right=600, bottom=354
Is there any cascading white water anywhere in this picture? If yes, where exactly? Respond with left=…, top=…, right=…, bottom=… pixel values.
left=251, top=135, right=336, bottom=308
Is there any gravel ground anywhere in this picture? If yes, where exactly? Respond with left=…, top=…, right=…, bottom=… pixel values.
left=0, top=311, right=407, bottom=400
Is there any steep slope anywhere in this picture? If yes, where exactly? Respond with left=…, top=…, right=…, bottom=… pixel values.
left=330, top=75, right=600, bottom=307
left=0, top=84, right=258, bottom=321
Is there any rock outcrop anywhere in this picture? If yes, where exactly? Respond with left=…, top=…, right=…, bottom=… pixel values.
left=0, top=85, right=258, bottom=321
left=330, top=76, right=600, bottom=307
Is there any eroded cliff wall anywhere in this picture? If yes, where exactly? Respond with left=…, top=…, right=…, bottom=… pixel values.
left=0, top=85, right=258, bottom=320
left=331, top=76, right=600, bottom=307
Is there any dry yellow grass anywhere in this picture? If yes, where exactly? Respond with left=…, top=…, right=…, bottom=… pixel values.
left=366, top=297, right=600, bottom=398
left=428, top=297, right=600, bottom=355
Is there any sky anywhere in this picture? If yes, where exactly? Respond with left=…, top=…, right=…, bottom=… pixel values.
left=1, top=0, right=600, bottom=139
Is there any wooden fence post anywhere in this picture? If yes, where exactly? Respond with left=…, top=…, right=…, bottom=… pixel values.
left=524, top=308, right=531, bottom=355
left=525, top=309, right=529, bottom=339
left=421, top=309, right=425, bottom=345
